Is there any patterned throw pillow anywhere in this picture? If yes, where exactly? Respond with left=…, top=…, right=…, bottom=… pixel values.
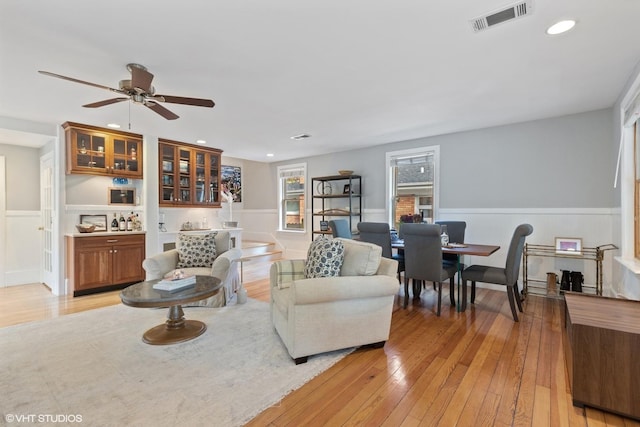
left=304, top=236, right=345, bottom=278
left=177, top=232, right=217, bottom=268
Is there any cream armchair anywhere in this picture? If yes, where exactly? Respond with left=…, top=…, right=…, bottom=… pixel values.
left=270, top=238, right=399, bottom=364
left=142, top=231, right=242, bottom=306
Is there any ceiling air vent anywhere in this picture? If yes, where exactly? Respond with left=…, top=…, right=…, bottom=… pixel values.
left=470, top=0, right=533, bottom=33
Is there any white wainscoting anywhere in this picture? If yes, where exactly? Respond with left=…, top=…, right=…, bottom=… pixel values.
left=238, top=207, right=618, bottom=295
left=4, top=210, right=41, bottom=286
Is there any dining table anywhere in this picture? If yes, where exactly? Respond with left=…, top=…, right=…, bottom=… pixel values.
left=392, top=240, right=500, bottom=312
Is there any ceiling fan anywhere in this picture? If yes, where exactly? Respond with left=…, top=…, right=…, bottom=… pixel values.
left=38, top=63, right=215, bottom=120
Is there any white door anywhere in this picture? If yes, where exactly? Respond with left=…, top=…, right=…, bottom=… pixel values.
left=40, top=153, right=56, bottom=288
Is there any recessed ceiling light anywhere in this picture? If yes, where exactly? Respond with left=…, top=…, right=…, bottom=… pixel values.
left=107, top=123, right=121, bottom=129
left=290, top=134, right=311, bottom=140
left=546, top=20, right=576, bottom=35
left=267, top=153, right=274, bottom=157
left=196, top=139, right=206, bottom=144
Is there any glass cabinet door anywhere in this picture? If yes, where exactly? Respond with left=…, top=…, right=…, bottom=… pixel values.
left=208, top=152, right=220, bottom=205
left=160, top=144, right=176, bottom=203
left=178, top=148, right=192, bottom=204
left=112, top=138, right=140, bottom=175
left=194, top=151, right=207, bottom=204
left=73, top=131, right=106, bottom=172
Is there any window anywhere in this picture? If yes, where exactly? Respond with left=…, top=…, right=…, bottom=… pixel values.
left=386, top=146, right=439, bottom=229
left=278, top=163, right=306, bottom=231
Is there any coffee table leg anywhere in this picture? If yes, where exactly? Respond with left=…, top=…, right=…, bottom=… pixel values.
left=142, top=304, right=207, bottom=345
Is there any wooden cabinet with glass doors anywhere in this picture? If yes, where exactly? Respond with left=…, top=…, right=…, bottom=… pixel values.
left=159, top=139, right=222, bottom=207
left=63, top=122, right=142, bottom=179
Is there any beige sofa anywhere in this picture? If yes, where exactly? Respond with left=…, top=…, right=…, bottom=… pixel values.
left=270, top=238, right=399, bottom=364
left=142, top=231, right=242, bottom=306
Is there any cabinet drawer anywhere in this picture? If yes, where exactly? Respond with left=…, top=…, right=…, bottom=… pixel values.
left=73, top=234, right=145, bottom=248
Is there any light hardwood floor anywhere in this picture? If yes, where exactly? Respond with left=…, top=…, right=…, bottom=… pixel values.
left=1, top=262, right=638, bottom=427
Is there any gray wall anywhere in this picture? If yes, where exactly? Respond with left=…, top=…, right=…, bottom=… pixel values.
left=266, top=108, right=615, bottom=210
left=0, top=143, right=41, bottom=210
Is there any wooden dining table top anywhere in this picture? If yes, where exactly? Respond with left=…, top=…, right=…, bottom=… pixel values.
left=391, top=240, right=500, bottom=257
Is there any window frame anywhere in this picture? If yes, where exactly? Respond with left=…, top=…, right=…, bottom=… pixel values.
left=385, top=146, right=440, bottom=228
left=277, top=162, right=307, bottom=232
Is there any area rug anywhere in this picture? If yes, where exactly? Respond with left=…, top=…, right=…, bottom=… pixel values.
left=0, top=299, right=352, bottom=426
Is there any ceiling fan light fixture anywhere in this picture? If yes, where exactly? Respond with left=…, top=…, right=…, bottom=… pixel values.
left=546, top=19, right=576, bottom=35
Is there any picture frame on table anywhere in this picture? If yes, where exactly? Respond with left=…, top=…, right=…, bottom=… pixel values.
left=555, top=237, right=582, bottom=255
left=79, top=214, right=107, bottom=232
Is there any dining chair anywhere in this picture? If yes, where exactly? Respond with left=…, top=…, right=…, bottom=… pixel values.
left=401, top=223, right=457, bottom=315
left=328, top=219, right=352, bottom=239
left=356, top=222, right=405, bottom=282
left=461, top=223, right=533, bottom=321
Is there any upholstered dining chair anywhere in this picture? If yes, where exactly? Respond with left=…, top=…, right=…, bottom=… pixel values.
left=357, top=222, right=405, bottom=282
left=328, top=219, right=352, bottom=239
left=402, top=223, right=457, bottom=315
left=461, top=223, right=533, bottom=321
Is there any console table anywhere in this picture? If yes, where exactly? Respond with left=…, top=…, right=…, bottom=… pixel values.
left=523, top=243, right=616, bottom=297
left=562, top=293, right=640, bottom=420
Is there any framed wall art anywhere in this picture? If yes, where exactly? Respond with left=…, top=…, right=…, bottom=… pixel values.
left=79, top=214, right=107, bottom=232
left=108, top=188, right=135, bottom=205
left=221, top=165, right=242, bottom=202
left=555, top=237, right=583, bottom=255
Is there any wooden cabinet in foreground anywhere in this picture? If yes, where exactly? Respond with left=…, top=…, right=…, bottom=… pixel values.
left=65, top=233, right=146, bottom=296
left=159, top=139, right=222, bottom=207
left=63, top=122, right=143, bottom=179
left=563, top=292, right=640, bottom=420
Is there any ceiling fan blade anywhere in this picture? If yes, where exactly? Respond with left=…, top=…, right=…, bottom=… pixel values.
left=83, top=98, right=129, bottom=108
left=155, top=94, right=215, bottom=108
left=38, top=70, right=125, bottom=95
left=130, top=65, right=154, bottom=93
left=145, top=102, right=179, bottom=120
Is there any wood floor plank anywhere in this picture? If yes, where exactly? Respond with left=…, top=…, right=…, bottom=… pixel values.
left=2, top=260, right=634, bottom=426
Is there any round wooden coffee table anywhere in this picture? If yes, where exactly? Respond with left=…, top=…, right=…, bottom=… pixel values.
left=120, top=275, right=222, bottom=345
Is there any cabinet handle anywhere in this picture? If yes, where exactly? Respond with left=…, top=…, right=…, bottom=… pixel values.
left=106, top=239, right=118, bottom=243
left=109, top=249, right=113, bottom=253
left=113, top=249, right=118, bottom=253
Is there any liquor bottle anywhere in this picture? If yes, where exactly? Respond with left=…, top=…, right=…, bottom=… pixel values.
left=110, top=213, right=119, bottom=232
left=119, top=213, right=126, bottom=231
left=126, top=212, right=133, bottom=231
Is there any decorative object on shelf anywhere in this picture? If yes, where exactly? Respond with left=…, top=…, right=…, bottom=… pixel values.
left=343, top=184, right=351, bottom=194
left=112, top=177, right=129, bottom=185
left=320, top=221, right=329, bottom=231
left=316, top=181, right=332, bottom=195
left=75, top=224, right=96, bottom=233
left=318, top=208, right=351, bottom=215
left=108, top=187, right=135, bottom=205
left=555, top=237, right=582, bottom=255
left=221, top=165, right=242, bottom=202
left=338, top=170, right=354, bottom=176
left=79, top=214, right=107, bottom=232
left=221, top=188, right=234, bottom=224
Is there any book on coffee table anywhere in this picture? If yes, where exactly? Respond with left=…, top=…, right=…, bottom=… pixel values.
left=153, top=275, right=196, bottom=292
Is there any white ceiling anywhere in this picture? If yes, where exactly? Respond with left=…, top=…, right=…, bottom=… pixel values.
left=1, top=1, right=639, bottom=162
